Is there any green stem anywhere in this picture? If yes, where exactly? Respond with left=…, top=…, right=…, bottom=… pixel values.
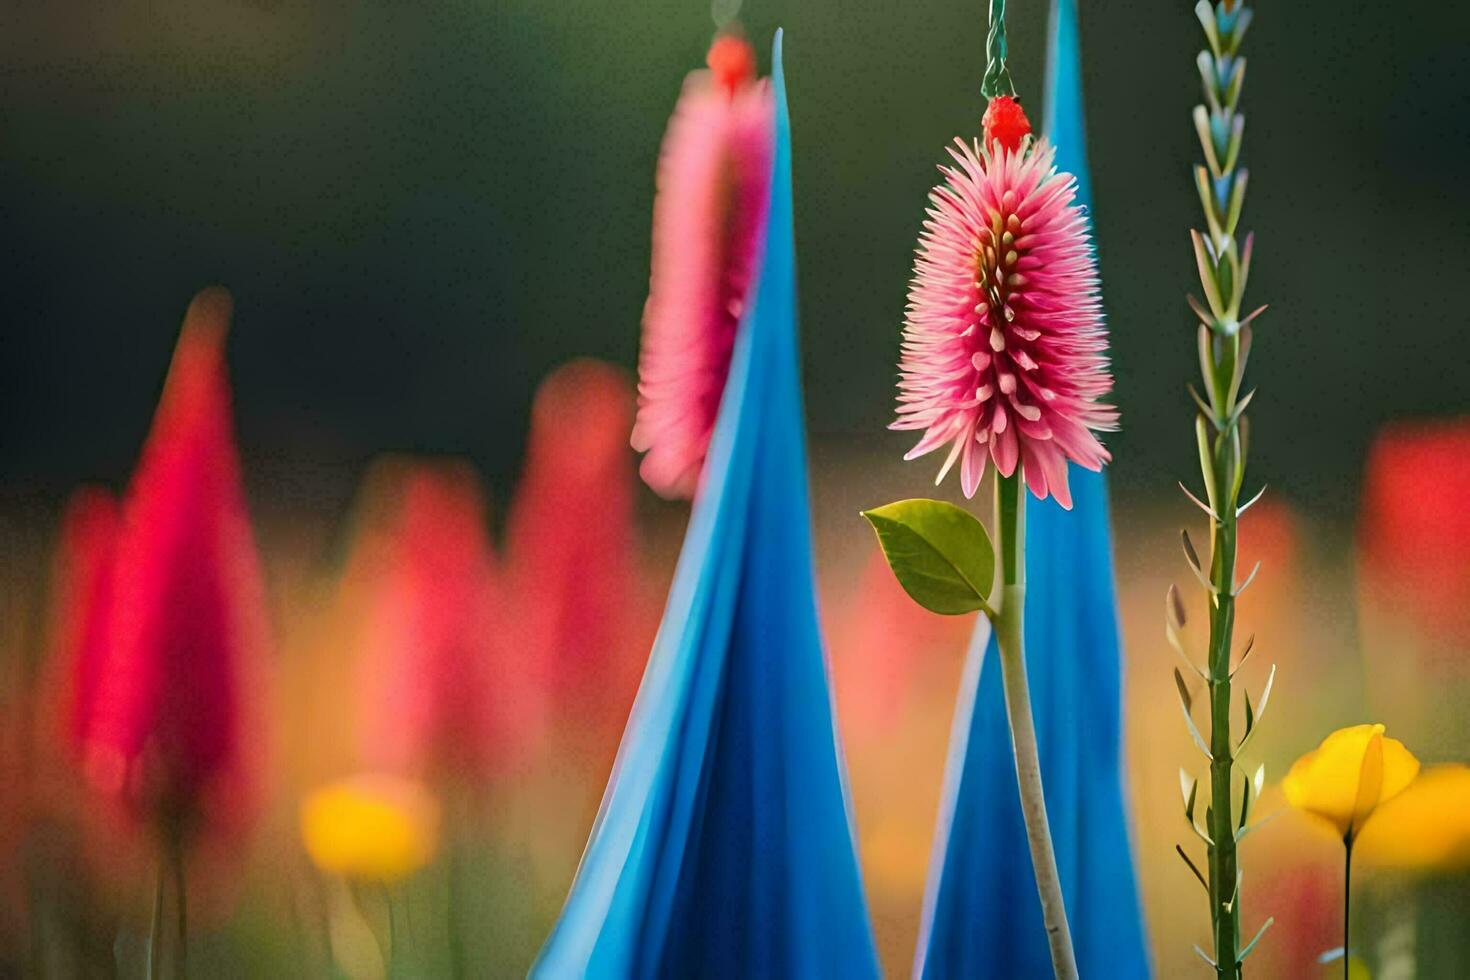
left=981, top=0, right=1016, bottom=98
left=993, top=471, right=1077, bottom=979
left=171, top=833, right=188, bottom=980
left=1343, top=838, right=1353, bottom=980
left=148, top=859, right=165, bottom=980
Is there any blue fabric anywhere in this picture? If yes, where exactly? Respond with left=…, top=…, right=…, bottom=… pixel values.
left=913, top=2, right=1151, bottom=976
left=533, top=31, right=879, bottom=980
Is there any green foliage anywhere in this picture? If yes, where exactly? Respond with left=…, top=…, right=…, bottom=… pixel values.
left=861, top=499, right=994, bottom=616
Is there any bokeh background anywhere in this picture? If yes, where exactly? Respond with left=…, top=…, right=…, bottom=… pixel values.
left=2, top=0, right=1468, bottom=976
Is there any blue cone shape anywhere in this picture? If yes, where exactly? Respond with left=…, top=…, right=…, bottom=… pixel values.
left=913, top=1, right=1151, bottom=976
left=533, top=31, right=879, bottom=980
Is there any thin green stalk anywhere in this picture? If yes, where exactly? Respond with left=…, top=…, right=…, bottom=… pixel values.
left=148, top=859, right=166, bottom=980
left=1178, top=2, right=1265, bottom=974
left=172, top=833, right=188, bottom=980
left=993, top=471, right=1077, bottom=980
left=1342, top=838, right=1353, bottom=980
left=1206, top=475, right=1241, bottom=979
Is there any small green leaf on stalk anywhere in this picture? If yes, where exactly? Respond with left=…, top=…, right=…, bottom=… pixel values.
left=1195, top=416, right=1221, bottom=514
left=1239, top=770, right=1255, bottom=830
left=1230, top=389, right=1257, bottom=427
left=1238, top=232, right=1255, bottom=303
left=1195, top=0, right=1222, bottom=59
left=1196, top=52, right=1221, bottom=115
left=1181, top=529, right=1203, bottom=573
left=1236, top=663, right=1277, bottom=754
left=1231, top=634, right=1256, bottom=676
left=1179, top=767, right=1198, bottom=817
left=1224, top=58, right=1247, bottom=113
left=1178, top=481, right=1218, bottom=522
left=1238, top=917, right=1274, bottom=962
left=1236, top=484, right=1266, bottom=518
left=1187, top=384, right=1217, bottom=424
left=1176, top=844, right=1209, bottom=893
left=1223, top=113, right=1245, bottom=175
left=1224, top=168, right=1249, bottom=238
left=1187, top=294, right=1215, bottom=331
left=1179, top=687, right=1214, bottom=761
left=1230, top=423, right=1247, bottom=503
left=1256, top=663, right=1277, bottom=719
left=861, top=499, right=995, bottom=616
left=1192, top=230, right=1227, bottom=316
left=1227, top=328, right=1251, bottom=406
left=1168, top=583, right=1188, bottom=629
left=1239, top=302, right=1267, bottom=328
left=1234, top=560, right=1262, bottom=596
left=1194, top=167, right=1224, bottom=243
left=1193, top=946, right=1218, bottom=969
left=1226, top=7, right=1253, bottom=55
left=1174, top=667, right=1194, bottom=716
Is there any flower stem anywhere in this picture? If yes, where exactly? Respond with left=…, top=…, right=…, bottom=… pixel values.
left=1343, top=838, right=1353, bottom=980
left=148, top=859, right=165, bottom=980
left=171, top=831, right=188, bottom=980
left=1207, top=478, right=1241, bottom=980
left=993, top=470, right=1078, bottom=980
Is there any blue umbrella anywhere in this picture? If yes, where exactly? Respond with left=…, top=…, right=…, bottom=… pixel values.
left=913, top=1, right=1151, bottom=976
left=533, top=31, right=879, bottom=979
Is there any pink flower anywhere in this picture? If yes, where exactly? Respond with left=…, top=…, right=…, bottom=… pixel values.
left=506, top=360, right=658, bottom=758
left=894, top=102, right=1116, bottom=508
left=80, top=287, right=268, bottom=840
left=350, top=461, right=517, bottom=782
left=630, top=35, right=774, bottom=499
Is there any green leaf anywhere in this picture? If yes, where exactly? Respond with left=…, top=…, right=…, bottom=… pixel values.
left=861, top=499, right=995, bottom=616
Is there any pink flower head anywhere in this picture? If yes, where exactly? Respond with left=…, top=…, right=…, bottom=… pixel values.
left=81, top=287, right=268, bottom=840
left=506, top=361, right=658, bottom=754
left=630, top=34, right=775, bottom=499
left=351, top=461, right=515, bottom=782
left=894, top=110, right=1117, bottom=508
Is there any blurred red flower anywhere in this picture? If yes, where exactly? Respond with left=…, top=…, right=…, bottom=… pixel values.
left=1359, top=419, right=1470, bottom=648
left=350, top=460, right=521, bottom=783
left=76, top=287, right=269, bottom=844
left=505, top=360, right=657, bottom=760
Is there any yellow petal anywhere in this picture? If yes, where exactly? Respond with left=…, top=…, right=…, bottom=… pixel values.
left=1282, top=724, right=1378, bottom=837
left=1356, top=765, right=1470, bottom=872
left=300, top=774, right=440, bottom=883
left=1348, top=730, right=1384, bottom=837
left=1374, top=734, right=1420, bottom=808
left=1281, top=724, right=1420, bottom=839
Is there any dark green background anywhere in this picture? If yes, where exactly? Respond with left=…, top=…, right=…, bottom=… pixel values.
left=2, top=0, right=1466, bottom=517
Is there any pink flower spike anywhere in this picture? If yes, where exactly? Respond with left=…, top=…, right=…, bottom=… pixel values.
left=81, top=287, right=269, bottom=841
left=893, top=137, right=1118, bottom=507
left=631, top=36, right=775, bottom=500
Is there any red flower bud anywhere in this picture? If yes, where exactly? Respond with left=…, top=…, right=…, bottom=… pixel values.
left=982, top=94, right=1032, bottom=153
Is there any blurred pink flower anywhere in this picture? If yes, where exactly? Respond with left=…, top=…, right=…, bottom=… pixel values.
left=352, top=462, right=519, bottom=782
left=79, top=288, right=268, bottom=842
left=506, top=360, right=657, bottom=757
left=829, top=547, right=973, bottom=739
left=894, top=103, right=1116, bottom=507
left=630, top=35, right=774, bottom=499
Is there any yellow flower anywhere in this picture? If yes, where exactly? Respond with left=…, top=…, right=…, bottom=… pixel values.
left=1282, top=724, right=1419, bottom=841
left=301, top=774, right=440, bottom=883
left=1355, top=764, right=1470, bottom=872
